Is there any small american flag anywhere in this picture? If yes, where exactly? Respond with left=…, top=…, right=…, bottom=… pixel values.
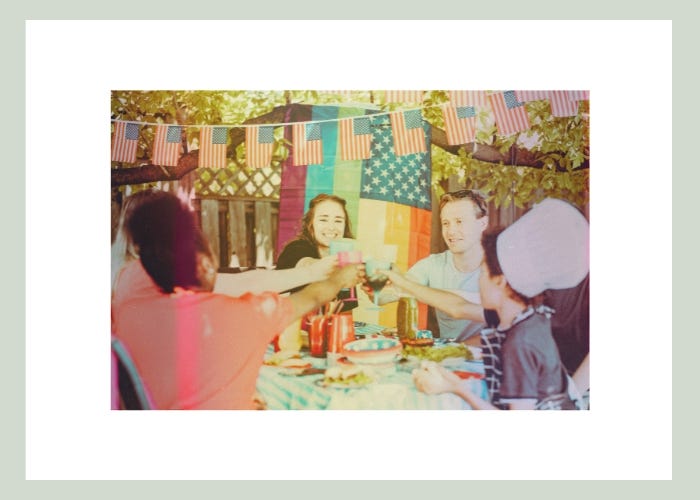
left=385, top=90, right=424, bottom=103
left=488, top=91, right=531, bottom=136
left=199, top=126, right=228, bottom=168
left=111, top=121, right=140, bottom=163
left=151, top=125, right=183, bottom=167
left=442, top=105, right=477, bottom=146
left=550, top=90, right=579, bottom=117
left=246, top=125, right=275, bottom=168
left=448, top=90, right=487, bottom=108
left=390, top=110, right=426, bottom=156
left=292, top=122, right=323, bottom=166
left=339, top=117, right=372, bottom=160
left=567, top=90, right=590, bottom=101
left=514, top=90, right=550, bottom=102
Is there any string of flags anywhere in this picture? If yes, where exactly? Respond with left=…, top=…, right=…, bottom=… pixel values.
left=111, top=90, right=589, bottom=168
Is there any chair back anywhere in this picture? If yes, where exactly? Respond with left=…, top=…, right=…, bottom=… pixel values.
left=111, top=337, right=154, bottom=410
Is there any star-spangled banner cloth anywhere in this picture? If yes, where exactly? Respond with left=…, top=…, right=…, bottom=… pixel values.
left=199, top=126, right=228, bottom=169
left=111, top=121, right=140, bottom=163
left=385, top=90, right=424, bottom=103
left=390, top=109, right=427, bottom=156
left=549, top=90, right=580, bottom=117
left=339, top=117, right=372, bottom=160
left=567, top=90, right=590, bottom=101
left=442, top=104, right=477, bottom=146
left=151, top=124, right=183, bottom=167
left=449, top=90, right=488, bottom=108
left=292, top=122, right=323, bottom=166
left=246, top=125, right=275, bottom=168
left=488, top=91, right=531, bottom=136
left=514, top=90, right=551, bottom=102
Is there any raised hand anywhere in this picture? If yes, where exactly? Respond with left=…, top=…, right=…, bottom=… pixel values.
left=330, top=262, right=365, bottom=290
left=309, top=254, right=339, bottom=282
left=412, top=360, right=460, bottom=395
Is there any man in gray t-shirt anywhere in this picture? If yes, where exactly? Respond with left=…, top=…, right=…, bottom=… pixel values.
left=369, top=190, right=489, bottom=342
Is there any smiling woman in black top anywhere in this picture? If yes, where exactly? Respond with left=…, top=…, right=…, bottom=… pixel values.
left=277, top=193, right=358, bottom=312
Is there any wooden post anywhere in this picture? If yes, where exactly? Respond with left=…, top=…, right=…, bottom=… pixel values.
left=200, top=199, right=221, bottom=266
left=227, top=200, right=248, bottom=268
left=254, top=201, right=274, bottom=269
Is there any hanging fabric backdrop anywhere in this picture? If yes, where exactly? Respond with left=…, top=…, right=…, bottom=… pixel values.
left=277, top=105, right=433, bottom=326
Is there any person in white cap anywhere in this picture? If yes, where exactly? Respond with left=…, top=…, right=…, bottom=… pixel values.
left=398, top=198, right=588, bottom=409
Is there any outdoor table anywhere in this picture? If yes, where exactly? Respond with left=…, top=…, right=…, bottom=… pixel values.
left=255, top=323, right=487, bottom=410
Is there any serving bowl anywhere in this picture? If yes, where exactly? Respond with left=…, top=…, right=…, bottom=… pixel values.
left=342, top=337, right=402, bottom=365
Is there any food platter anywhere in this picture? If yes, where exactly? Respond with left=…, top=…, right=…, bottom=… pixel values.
left=315, top=365, right=375, bottom=389
left=402, top=343, right=480, bottom=363
left=314, top=377, right=375, bottom=390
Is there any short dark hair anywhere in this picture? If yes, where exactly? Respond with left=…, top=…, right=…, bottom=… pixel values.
left=439, top=189, right=488, bottom=218
left=481, top=227, right=531, bottom=306
left=127, top=192, right=210, bottom=293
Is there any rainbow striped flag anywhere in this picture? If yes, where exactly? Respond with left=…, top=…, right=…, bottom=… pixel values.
left=277, top=105, right=432, bottom=326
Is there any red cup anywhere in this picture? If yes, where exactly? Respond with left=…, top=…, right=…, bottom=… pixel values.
left=309, top=315, right=329, bottom=358
left=327, top=313, right=356, bottom=355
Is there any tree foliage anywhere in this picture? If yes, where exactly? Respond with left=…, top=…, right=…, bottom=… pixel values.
left=111, top=90, right=589, bottom=209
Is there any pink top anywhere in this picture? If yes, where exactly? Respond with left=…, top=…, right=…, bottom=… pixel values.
left=112, top=260, right=294, bottom=409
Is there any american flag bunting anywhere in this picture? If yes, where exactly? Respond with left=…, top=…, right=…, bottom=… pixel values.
left=339, top=117, right=372, bottom=160
left=151, top=125, right=183, bottom=167
left=488, top=91, right=531, bottom=136
left=385, top=90, right=424, bottom=103
left=549, top=90, right=579, bottom=117
left=111, top=121, right=140, bottom=163
left=442, top=105, right=477, bottom=146
left=199, top=126, right=228, bottom=168
left=448, top=90, right=488, bottom=108
left=246, top=125, right=275, bottom=168
left=567, top=90, right=590, bottom=101
left=514, top=90, right=551, bottom=102
left=390, top=110, right=426, bottom=156
left=292, top=122, right=323, bottom=166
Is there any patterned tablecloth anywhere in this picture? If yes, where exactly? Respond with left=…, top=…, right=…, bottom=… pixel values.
left=256, top=326, right=487, bottom=410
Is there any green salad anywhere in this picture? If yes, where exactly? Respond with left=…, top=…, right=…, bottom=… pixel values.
left=402, top=344, right=474, bottom=362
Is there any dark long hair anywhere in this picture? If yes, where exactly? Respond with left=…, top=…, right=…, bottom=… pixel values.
left=127, top=192, right=212, bottom=293
left=297, top=193, right=354, bottom=248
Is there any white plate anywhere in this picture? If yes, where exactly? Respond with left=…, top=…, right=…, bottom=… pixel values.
left=314, top=377, right=375, bottom=390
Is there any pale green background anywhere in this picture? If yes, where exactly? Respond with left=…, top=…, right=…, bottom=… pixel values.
left=9, top=1, right=687, bottom=497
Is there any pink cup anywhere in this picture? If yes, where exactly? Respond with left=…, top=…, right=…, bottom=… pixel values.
left=337, top=250, right=362, bottom=267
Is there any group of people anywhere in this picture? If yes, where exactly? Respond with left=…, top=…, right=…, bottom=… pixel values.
left=111, top=190, right=363, bottom=409
left=110, top=185, right=589, bottom=411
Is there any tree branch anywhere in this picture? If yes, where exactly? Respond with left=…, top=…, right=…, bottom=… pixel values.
left=111, top=150, right=199, bottom=187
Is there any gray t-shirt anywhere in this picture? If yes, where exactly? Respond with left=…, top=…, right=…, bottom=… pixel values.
left=407, top=250, right=484, bottom=340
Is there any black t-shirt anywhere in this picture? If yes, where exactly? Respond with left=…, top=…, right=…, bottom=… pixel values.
left=276, top=238, right=358, bottom=312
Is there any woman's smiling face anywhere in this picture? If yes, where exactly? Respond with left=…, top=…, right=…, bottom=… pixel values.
left=311, top=200, right=346, bottom=249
